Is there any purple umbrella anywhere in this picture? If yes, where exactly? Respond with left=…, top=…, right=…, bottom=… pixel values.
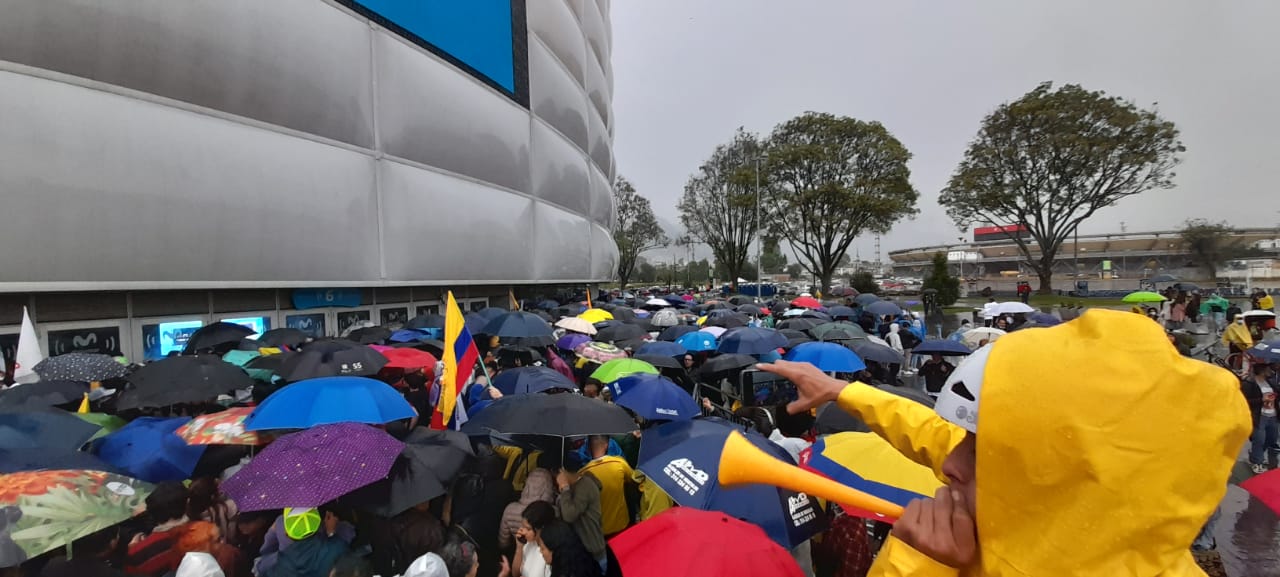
left=220, top=423, right=403, bottom=511
left=556, top=333, right=592, bottom=351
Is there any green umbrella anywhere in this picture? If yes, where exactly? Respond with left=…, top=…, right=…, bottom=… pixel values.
left=75, top=413, right=128, bottom=441
left=222, top=350, right=261, bottom=368
left=589, top=359, right=659, bottom=384
left=1122, top=291, right=1167, bottom=304
left=808, top=322, right=867, bottom=341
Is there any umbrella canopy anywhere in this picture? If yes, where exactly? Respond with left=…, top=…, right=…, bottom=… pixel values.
left=1122, top=291, right=1167, bottom=304
left=346, top=326, right=393, bottom=345
left=699, top=326, right=728, bottom=339
left=717, top=328, right=787, bottom=355
left=698, top=354, right=757, bottom=377
left=1026, top=312, right=1062, bottom=327
left=475, top=307, right=507, bottom=320
left=853, top=293, right=880, bottom=306
left=535, top=300, right=561, bottom=310
left=658, top=325, right=699, bottom=342
left=911, top=339, right=972, bottom=357
left=117, top=355, right=254, bottom=410
left=817, top=329, right=861, bottom=343
left=801, top=432, right=943, bottom=520
left=483, top=313, right=555, bottom=347
left=222, top=349, right=261, bottom=368
left=574, top=342, right=628, bottom=364
left=705, top=314, right=749, bottom=329
left=798, top=310, right=833, bottom=321
left=847, top=342, right=901, bottom=365
left=0, top=470, right=152, bottom=567
left=76, top=413, right=128, bottom=441
left=277, top=344, right=389, bottom=382
left=611, top=308, right=639, bottom=322
left=0, top=448, right=125, bottom=475
left=33, top=353, right=128, bottom=383
left=635, top=354, right=684, bottom=370
left=783, top=343, right=866, bottom=373
left=1243, top=310, right=1277, bottom=319
left=464, top=313, right=489, bottom=335
left=776, top=318, right=821, bottom=332
left=245, top=376, right=416, bottom=431
left=864, top=301, right=903, bottom=317
left=492, top=366, right=576, bottom=395
left=389, top=329, right=433, bottom=343
left=778, top=330, right=813, bottom=349
left=1240, top=467, right=1280, bottom=518
left=1248, top=341, right=1280, bottom=364
left=636, top=341, right=688, bottom=358
left=342, top=429, right=473, bottom=517
left=176, top=407, right=267, bottom=445
left=596, top=323, right=647, bottom=344
left=827, top=306, right=857, bottom=320
left=556, top=333, right=593, bottom=351
left=94, top=417, right=207, bottom=482
left=961, top=327, right=1006, bottom=348
left=221, top=423, right=403, bottom=511
left=404, top=314, right=446, bottom=330
left=0, top=381, right=89, bottom=410
left=637, top=419, right=825, bottom=548
left=808, top=322, right=866, bottom=341
left=590, top=359, right=660, bottom=383
left=644, top=298, right=671, bottom=309
left=0, top=409, right=102, bottom=452
left=461, top=393, right=637, bottom=437
left=790, top=296, right=822, bottom=309
left=614, top=375, right=700, bottom=422
left=381, top=348, right=438, bottom=371
left=735, top=304, right=764, bottom=316
left=578, top=309, right=614, bottom=324
left=257, top=328, right=310, bottom=349
left=554, top=317, right=598, bottom=336
left=1149, top=274, right=1180, bottom=283
left=610, top=507, right=805, bottom=577
left=993, top=302, right=1036, bottom=315
left=183, top=322, right=257, bottom=355
left=675, top=332, right=718, bottom=353
left=650, top=309, right=682, bottom=328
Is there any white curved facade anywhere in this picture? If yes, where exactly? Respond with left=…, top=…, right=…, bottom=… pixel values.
left=0, top=0, right=617, bottom=291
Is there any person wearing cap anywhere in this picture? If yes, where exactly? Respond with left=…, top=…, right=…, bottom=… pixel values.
left=256, top=508, right=353, bottom=577
left=760, top=309, right=1249, bottom=575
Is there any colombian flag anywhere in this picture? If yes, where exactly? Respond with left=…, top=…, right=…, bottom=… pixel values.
left=433, top=291, right=480, bottom=429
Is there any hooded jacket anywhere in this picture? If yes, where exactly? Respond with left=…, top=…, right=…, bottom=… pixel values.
left=499, top=469, right=556, bottom=549
left=838, top=309, right=1250, bottom=576
left=175, top=553, right=224, bottom=577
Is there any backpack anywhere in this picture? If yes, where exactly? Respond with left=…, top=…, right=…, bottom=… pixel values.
left=898, top=329, right=921, bottom=350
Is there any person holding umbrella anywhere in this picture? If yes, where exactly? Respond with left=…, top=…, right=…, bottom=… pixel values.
left=917, top=354, right=955, bottom=395
left=553, top=461, right=606, bottom=572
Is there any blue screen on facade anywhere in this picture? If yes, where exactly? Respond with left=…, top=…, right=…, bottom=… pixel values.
left=351, top=0, right=516, bottom=93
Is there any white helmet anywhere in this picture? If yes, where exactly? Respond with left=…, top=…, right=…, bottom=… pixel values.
left=935, top=344, right=994, bottom=434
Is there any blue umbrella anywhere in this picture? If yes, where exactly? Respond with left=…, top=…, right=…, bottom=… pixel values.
left=492, top=366, right=577, bottom=395
left=1249, top=341, right=1280, bottom=364
left=675, top=331, right=718, bottom=352
left=245, top=376, right=416, bottom=431
left=95, top=417, right=207, bottom=482
left=912, top=339, right=972, bottom=356
left=0, top=409, right=103, bottom=451
left=717, top=327, right=788, bottom=355
left=865, top=301, right=903, bottom=317
left=483, top=312, right=555, bottom=346
left=615, top=376, right=699, bottom=422
left=853, top=294, right=880, bottom=306
left=1027, top=312, right=1063, bottom=327
left=636, top=341, right=688, bottom=358
left=556, top=333, right=592, bottom=351
left=464, top=313, right=489, bottom=335
left=827, top=306, right=857, bottom=319
left=476, top=307, right=508, bottom=320
left=637, top=418, right=826, bottom=548
left=536, top=300, right=561, bottom=310
left=783, top=342, right=867, bottom=373
left=389, top=329, right=432, bottom=343
left=658, top=325, right=699, bottom=342
left=849, top=342, right=902, bottom=365
left=663, top=295, right=686, bottom=305
left=0, top=447, right=127, bottom=474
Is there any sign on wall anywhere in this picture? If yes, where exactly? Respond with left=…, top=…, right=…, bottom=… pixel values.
left=47, top=326, right=122, bottom=356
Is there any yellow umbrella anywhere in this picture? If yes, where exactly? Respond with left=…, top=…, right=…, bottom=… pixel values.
left=807, top=432, right=943, bottom=501
left=579, top=308, right=614, bottom=324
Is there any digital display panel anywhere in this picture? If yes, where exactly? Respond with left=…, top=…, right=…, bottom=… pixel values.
left=221, top=316, right=270, bottom=338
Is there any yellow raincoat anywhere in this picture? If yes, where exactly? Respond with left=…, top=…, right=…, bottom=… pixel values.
left=836, top=309, right=1250, bottom=576
left=1221, top=320, right=1253, bottom=350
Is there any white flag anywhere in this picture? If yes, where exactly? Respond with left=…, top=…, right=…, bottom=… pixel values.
left=13, top=307, right=43, bottom=384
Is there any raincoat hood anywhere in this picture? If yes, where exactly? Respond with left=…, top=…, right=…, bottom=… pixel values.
left=520, top=468, right=555, bottom=505
left=970, top=309, right=1250, bottom=575
left=176, top=553, right=224, bottom=577
left=404, top=552, right=448, bottom=577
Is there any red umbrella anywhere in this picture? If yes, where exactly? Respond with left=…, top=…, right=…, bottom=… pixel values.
left=381, top=348, right=438, bottom=371
left=609, top=508, right=804, bottom=577
left=1241, top=468, right=1280, bottom=516
left=791, top=296, right=822, bottom=309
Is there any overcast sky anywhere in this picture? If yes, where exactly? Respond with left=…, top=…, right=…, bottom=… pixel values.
left=610, top=0, right=1280, bottom=262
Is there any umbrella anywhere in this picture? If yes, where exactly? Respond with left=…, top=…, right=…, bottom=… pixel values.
left=0, top=448, right=125, bottom=475
left=635, top=354, right=684, bottom=370
left=389, top=329, right=433, bottom=343
left=182, top=322, right=257, bottom=354
left=911, top=339, right=972, bottom=356
left=1149, top=274, right=1179, bottom=283
left=706, top=314, right=749, bottom=329
left=698, top=354, right=756, bottom=377
left=346, top=326, right=393, bottom=345
left=614, top=375, right=700, bottom=421
left=381, top=348, right=438, bottom=371
left=848, top=342, right=901, bottom=365
left=1241, top=468, right=1280, bottom=518
left=808, top=322, right=866, bottom=341
left=1243, top=310, right=1277, bottom=319
left=644, top=298, right=671, bottom=309
left=176, top=407, right=267, bottom=445
left=799, top=310, right=833, bottom=321
left=277, top=345, right=389, bottom=382
left=818, top=329, right=860, bottom=343
left=536, top=300, right=561, bottom=310
left=578, top=309, right=614, bottom=324
left=1248, top=341, right=1280, bottom=364
left=717, top=328, right=787, bottom=355
left=637, top=419, right=826, bottom=547
left=800, top=432, right=943, bottom=520
left=464, top=313, right=489, bottom=335
left=554, top=317, right=598, bottom=336
left=658, top=325, right=699, bottom=342
left=864, top=301, right=903, bottom=317
left=612, top=308, right=639, bottom=322
left=0, top=381, right=89, bottom=409
left=783, top=343, right=866, bottom=373
left=650, top=309, right=682, bottom=328
left=0, top=470, right=152, bottom=567
left=776, top=318, right=821, bottom=332
left=483, top=313, right=555, bottom=347
left=94, top=417, right=207, bottom=482
left=853, top=294, right=880, bottom=306
left=1172, top=282, right=1200, bottom=292
left=221, top=423, right=403, bottom=511
left=827, top=306, right=857, bottom=319
left=1122, top=291, right=1167, bottom=304
left=1026, top=312, right=1062, bottom=327
left=460, top=393, right=637, bottom=437
left=993, top=302, right=1035, bottom=315
left=636, top=341, right=688, bottom=358
left=610, top=508, right=804, bottom=577
left=575, top=342, right=628, bottom=364
left=117, top=355, right=255, bottom=410
left=556, top=333, right=593, bottom=351
left=0, top=410, right=102, bottom=452
left=404, top=314, right=446, bottom=330
left=342, top=429, right=474, bottom=517
left=257, top=328, right=310, bottom=349
left=675, top=332, right=718, bottom=353
left=778, top=329, right=813, bottom=349
left=736, top=304, right=764, bottom=316
left=961, top=327, right=1006, bottom=348
left=791, top=296, right=822, bottom=309
left=664, top=294, right=687, bottom=305
left=76, top=413, right=128, bottom=441
left=597, top=323, right=647, bottom=344
left=590, top=359, right=660, bottom=383
left=699, top=326, right=728, bottom=339
left=476, top=307, right=508, bottom=320
left=33, top=353, right=128, bottom=383
left=221, top=349, right=261, bottom=368
left=492, top=366, right=576, bottom=395
left=245, top=376, right=416, bottom=431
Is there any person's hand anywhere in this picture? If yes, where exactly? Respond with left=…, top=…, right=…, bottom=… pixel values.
left=516, top=526, right=533, bottom=544
left=555, top=468, right=573, bottom=492
left=701, top=397, right=714, bottom=411
left=323, top=511, right=339, bottom=536
left=488, top=386, right=504, bottom=400
left=755, top=360, right=850, bottom=415
left=892, top=487, right=977, bottom=568
left=497, top=555, right=511, bottom=577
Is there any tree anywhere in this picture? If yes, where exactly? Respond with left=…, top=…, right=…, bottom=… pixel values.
left=678, top=129, right=762, bottom=291
left=785, top=263, right=805, bottom=280
left=1180, top=219, right=1263, bottom=278
left=939, top=82, right=1185, bottom=294
left=923, top=252, right=961, bottom=306
left=764, top=112, right=919, bottom=294
left=848, top=271, right=879, bottom=295
left=613, top=176, right=668, bottom=291
left=760, top=235, right=789, bottom=274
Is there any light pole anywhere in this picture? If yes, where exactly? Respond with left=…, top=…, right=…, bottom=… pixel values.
left=754, top=156, right=764, bottom=300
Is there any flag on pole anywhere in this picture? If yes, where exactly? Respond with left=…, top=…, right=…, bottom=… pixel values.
left=433, top=291, right=480, bottom=430
left=13, top=306, right=43, bottom=385
left=585, top=286, right=593, bottom=309
left=77, top=393, right=90, bottom=414
left=509, top=288, right=520, bottom=311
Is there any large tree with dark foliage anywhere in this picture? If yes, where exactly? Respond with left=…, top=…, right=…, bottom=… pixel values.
left=1180, top=219, right=1262, bottom=279
left=678, top=129, right=762, bottom=291
left=940, top=82, right=1184, bottom=294
left=613, top=176, right=667, bottom=291
left=923, top=252, right=961, bottom=306
left=764, top=112, right=918, bottom=294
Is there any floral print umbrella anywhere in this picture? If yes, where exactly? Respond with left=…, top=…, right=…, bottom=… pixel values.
left=176, top=407, right=266, bottom=446
left=0, top=470, right=152, bottom=568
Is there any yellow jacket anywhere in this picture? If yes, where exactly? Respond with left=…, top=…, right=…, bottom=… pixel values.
left=578, top=455, right=634, bottom=535
left=1222, top=321, right=1253, bottom=349
left=1261, top=294, right=1275, bottom=310
left=631, top=469, right=674, bottom=522
left=839, top=309, right=1250, bottom=576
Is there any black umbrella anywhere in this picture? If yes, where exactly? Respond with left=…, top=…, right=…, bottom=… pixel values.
left=492, top=366, right=576, bottom=395
left=244, top=352, right=292, bottom=376
left=277, top=346, right=388, bottom=382
left=0, top=380, right=89, bottom=409
left=777, top=330, right=813, bottom=349
left=483, top=312, right=555, bottom=347
left=394, top=339, right=446, bottom=357
left=597, top=323, right=647, bottom=344
left=818, top=329, right=860, bottom=342
left=727, top=296, right=751, bottom=306
left=0, top=409, right=102, bottom=452
left=495, top=346, right=545, bottom=367
left=117, top=355, right=255, bottom=410
left=33, top=353, right=129, bottom=382
left=344, top=429, right=474, bottom=517
left=698, top=354, right=758, bottom=377
left=776, top=318, right=821, bottom=332
left=827, top=306, right=857, bottom=319
left=182, top=322, right=258, bottom=355
left=258, top=328, right=310, bottom=349
left=635, top=354, right=683, bottom=370
left=610, top=308, right=638, bottom=322
left=536, top=300, right=561, bottom=311
left=809, top=322, right=867, bottom=341
left=799, top=310, right=834, bottom=321
left=346, top=326, right=393, bottom=345
left=404, top=314, right=446, bottom=330
left=0, top=447, right=126, bottom=474
left=736, top=304, right=763, bottom=316
left=849, top=342, right=902, bottom=365
left=706, top=314, right=749, bottom=329
left=657, top=325, right=699, bottom=342
left=461, top=393, right=638, bottom=437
